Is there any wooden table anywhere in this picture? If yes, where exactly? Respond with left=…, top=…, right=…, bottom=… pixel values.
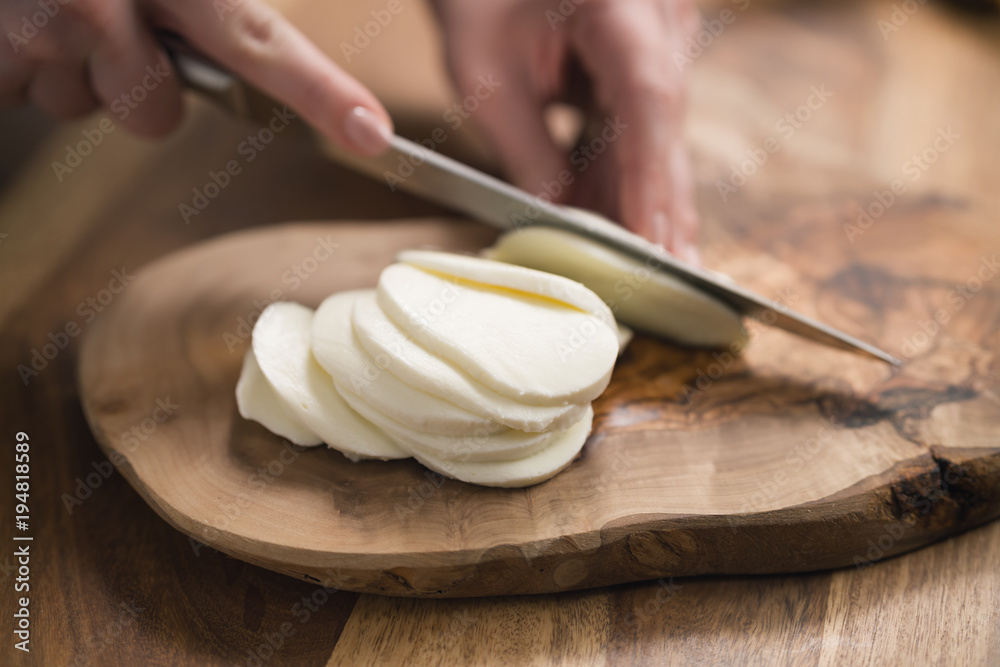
left=2, top=0, right=998, bottom=664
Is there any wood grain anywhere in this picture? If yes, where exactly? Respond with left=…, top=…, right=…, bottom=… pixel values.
left=1, top=0, right=998, bottom=664
left=75, top=206, right=1000, bottom=597
left=327, top=522, right=1000, bottom=666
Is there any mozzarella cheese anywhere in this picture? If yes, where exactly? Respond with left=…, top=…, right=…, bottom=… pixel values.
left=407, top=406, right=594, bottom=488
left=236, top=349, right=322, bottom=447
left=351, top=291, right=585, bottom=432
left=376, top=263, right=619, bottom=406
left=485, top=216, right=746, bottom=348
left=397, top=250, right=616, bottom=330
left=250, top=302, right=407, bottom=461
left=237, top=251, right=622, bottom=487
left=312, top=291, right=498, bottom=436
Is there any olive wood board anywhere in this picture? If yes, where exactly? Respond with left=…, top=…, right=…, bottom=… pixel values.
left=77, top=219, right=1000, bottom=598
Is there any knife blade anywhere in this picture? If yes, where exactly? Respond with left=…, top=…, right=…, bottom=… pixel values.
left=160, top=32, right=902, bottom=366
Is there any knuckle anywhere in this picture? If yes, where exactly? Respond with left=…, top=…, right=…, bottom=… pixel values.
left=629, top=71, right=684, bottom=110
left=13, top=35, right=61, bottom=65
left=67, top=0, right=116, bottom=39
left=227, top=5, right=287, bottom=60
left=3, top=7, right=78, bottom=63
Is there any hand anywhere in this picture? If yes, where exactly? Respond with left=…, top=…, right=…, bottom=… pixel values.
left=433, top=0, right=701, bottom=262
left=0, top=0, right=393, bottom=156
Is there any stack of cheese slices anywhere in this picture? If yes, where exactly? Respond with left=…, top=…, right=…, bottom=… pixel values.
left=237, top=250, right=625, bottom=487
left=238, top=215, right=747, bottom=488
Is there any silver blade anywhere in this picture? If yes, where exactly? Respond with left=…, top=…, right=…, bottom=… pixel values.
left=325, top=135, right=902, bottom=366
left=159, top=34, right=899, bottom=366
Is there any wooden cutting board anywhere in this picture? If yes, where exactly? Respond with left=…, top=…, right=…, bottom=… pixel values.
left=77, top=216, right=1000, bottom=598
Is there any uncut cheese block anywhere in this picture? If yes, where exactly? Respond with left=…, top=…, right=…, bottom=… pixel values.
left=486, top=221, right=746, bottom=348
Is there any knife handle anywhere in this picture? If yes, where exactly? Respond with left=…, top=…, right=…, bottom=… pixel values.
left=157, top=30, right=292, bottom=128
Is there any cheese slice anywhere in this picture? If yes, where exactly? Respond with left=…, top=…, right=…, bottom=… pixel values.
left=486, top=221, right=746, bottom=348
left=312, top=291, right=500, bottom=436
left=251, top=302, right=407, bottom=461
left=409, top=406, right=594, bottom=488
left=235, top=349, right=321, bottom=447
left=351, top=291, right=586, bottom=432
left=397, top=249, right=616, bottom=332
left=237, top=249, right=625, bottom=487
left=336, top=384, right=561, bottom=463
left=377, top=264, right=619, bottom=406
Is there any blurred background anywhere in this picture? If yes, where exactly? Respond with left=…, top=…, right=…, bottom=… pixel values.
left=1, top=0, right=998, bottom=664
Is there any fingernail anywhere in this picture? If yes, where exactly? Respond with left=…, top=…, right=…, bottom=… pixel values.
left=343, top=106, right=392, bottom=156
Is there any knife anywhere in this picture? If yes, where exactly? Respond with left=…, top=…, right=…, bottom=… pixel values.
left=160, top=32, right=902, bottom=366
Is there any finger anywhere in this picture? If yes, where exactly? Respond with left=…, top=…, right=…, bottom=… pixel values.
left=571, top=1, right=699, bottom=258
left=471, top=65, right=569, bottom=198
left=0, top=58, right=30, bottom=108
left=86, top=0, right=183, bottom=136
left=441, top=13, right=569, bottom=198
left=27, top=63, right=100, bottom=120
left=155, top=0, right=392, bottom=156
left=0, top=0, right=92, bottom=111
